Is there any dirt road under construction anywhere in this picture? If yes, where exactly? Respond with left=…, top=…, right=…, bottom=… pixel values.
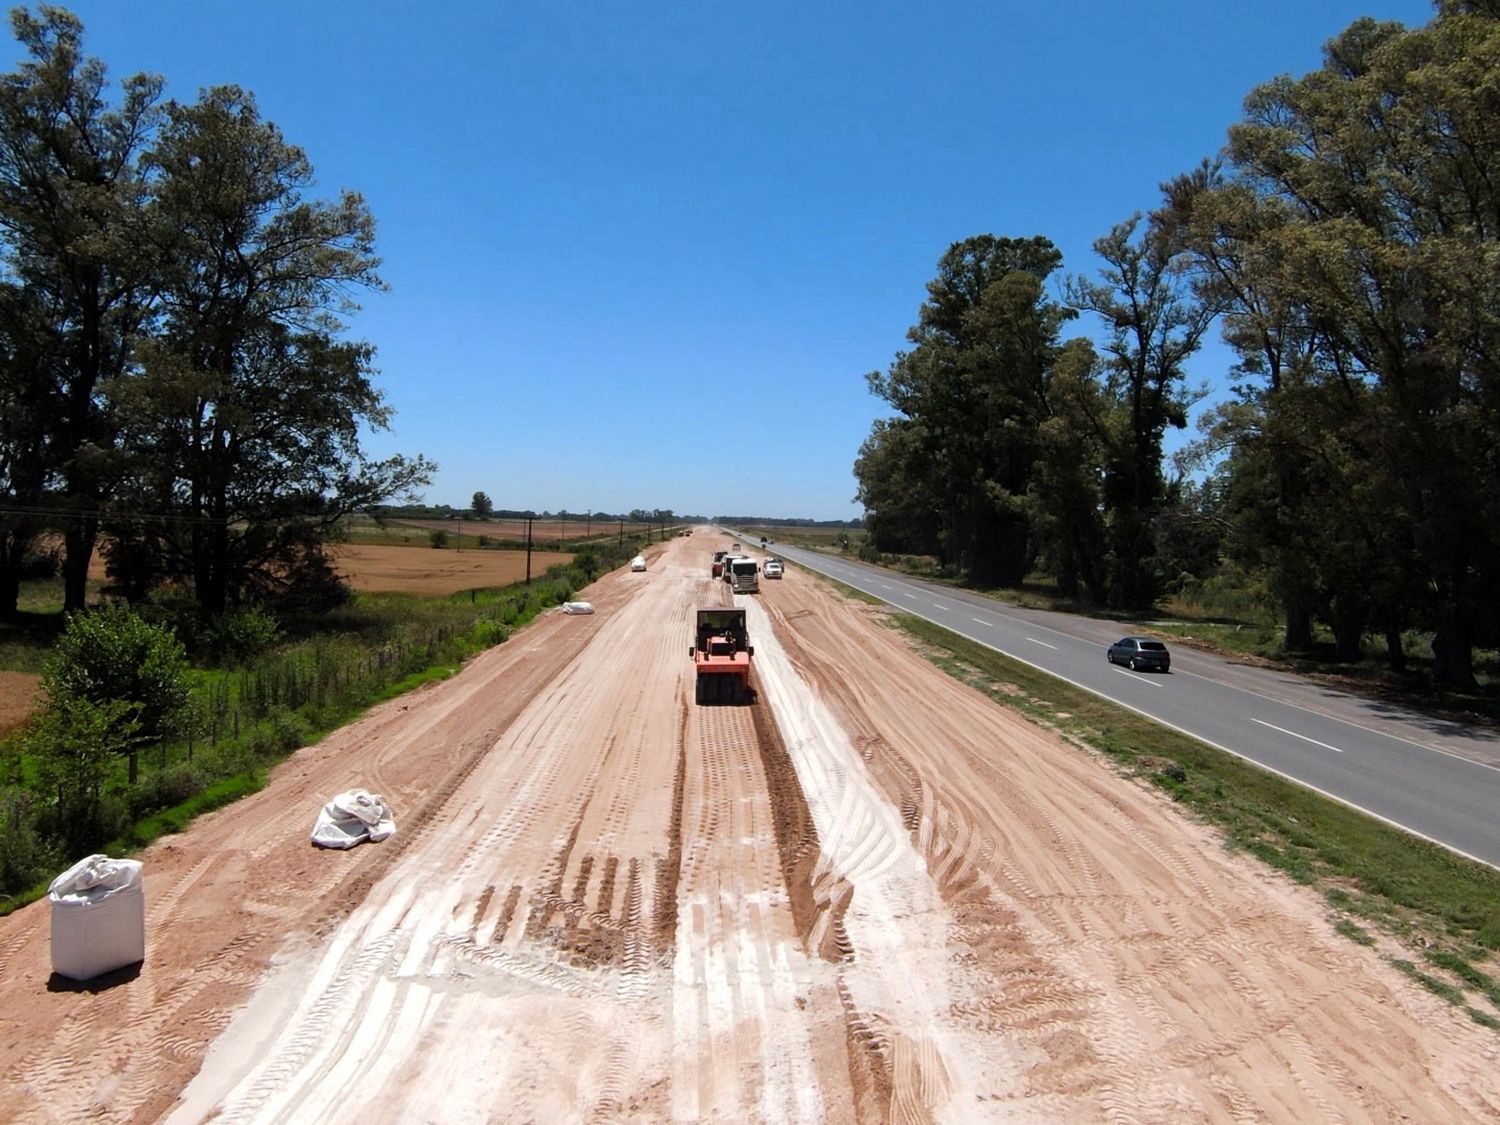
left=3, top=530, right=1499, bottom=1122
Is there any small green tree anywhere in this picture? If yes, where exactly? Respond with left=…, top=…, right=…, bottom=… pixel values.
left=471, top=491, right=493, bottom=519
left=40, top=605, right=193, bottom=784
left=429, top=530, right=449, bottom=549
left=26, top=696, right=139, bottom=850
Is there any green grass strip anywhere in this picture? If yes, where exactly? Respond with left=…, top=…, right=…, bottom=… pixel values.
left=884, top=610, right=1500, bottom=1026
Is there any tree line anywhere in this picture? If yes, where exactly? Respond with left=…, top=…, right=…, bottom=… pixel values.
left=855, top=1, right=1499, bottom=687
left=0, top=6, right=432, bottom=624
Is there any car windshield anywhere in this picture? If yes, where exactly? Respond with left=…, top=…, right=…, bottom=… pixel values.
left=1139, top=641, right=1167, bottom=651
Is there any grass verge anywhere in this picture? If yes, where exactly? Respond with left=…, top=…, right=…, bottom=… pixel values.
left=885, top=610, right=1500, bottom=1029
left=0, top=540, right=644, bottom=916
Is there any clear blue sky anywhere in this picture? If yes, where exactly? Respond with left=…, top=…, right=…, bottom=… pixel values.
left=18, top=1, right=1435, bottom=520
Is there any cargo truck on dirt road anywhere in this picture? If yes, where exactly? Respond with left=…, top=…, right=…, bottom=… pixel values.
left=689, top=607, right=754, bottom=703
left=724, top=556, right=759, bottom=593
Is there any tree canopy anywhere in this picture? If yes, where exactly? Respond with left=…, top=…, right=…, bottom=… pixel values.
left=0, top=6, right=432, bottom=622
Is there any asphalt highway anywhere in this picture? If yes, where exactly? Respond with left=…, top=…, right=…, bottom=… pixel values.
left=745, top=537, right=1500, bottom=870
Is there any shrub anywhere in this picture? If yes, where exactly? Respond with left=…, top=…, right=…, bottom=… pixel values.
left=207, top=606, right=281, bottom=662
left=40, top=605, right=194, bottom=784
left=429, top=530, right=449, bottom=549
left=0, top=786, right=63, bottom=897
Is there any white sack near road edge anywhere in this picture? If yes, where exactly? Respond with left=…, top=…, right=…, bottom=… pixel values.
left=561, top=601, right=595, bottom=615
left=49, top=854, right=146, bottom=980
left=310, top=789, right=396, bottom=849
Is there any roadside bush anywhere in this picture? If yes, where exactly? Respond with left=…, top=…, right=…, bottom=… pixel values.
left=41, top=605, right=194, bottom=785
left=206, top=605, right=281, bottom=663
left=125, top=760, right=207, bottom=820
left=249, top=705, right=308, bottom=756
left=571, top=550, right=600, bottom=579
left=429, top=530, right=448, bottom=549
left=0, top=787, right=63, bottom=897
left=266, top=546, right=352, bottom=619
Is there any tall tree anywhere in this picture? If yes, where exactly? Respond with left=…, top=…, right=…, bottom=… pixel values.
left=1220, top=9, right=1500, bottom=684
left=110, top=86, right=431, bottom=615
left=867, top=235, right=1075, bottom=585
left=0, top=281, right=54, bottom=615
left=1066, top=215, right=1211, bottom=609
left=1161, top=163, right=1328, bottom=648
left=0, top=6, right=162, bottom=611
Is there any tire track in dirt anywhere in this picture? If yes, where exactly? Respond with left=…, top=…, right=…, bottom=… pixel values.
left=758, top=554, right=1500, bottom=1120
left=0, top=574, right=641, bottom=1124
left=171, top=547, right=830, bottom=1122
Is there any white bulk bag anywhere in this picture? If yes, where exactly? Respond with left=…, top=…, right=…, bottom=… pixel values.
left=310, top=789, right=396, bottom=849
left=630, top=555, right=647, bottom=572
left=49, top=854, right=146, bottom=981
left=561, top=601, right=595, bottom=615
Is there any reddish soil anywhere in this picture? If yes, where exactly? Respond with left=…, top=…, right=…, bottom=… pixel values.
left=0, top=533, right=1496, bottom=1122
left=0, top=671, right=38, bottom=739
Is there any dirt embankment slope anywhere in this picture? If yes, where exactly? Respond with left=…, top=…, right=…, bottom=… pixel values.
left=0, top=533, right=1495, bottom=1122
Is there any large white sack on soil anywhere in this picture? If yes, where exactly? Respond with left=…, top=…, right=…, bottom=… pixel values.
left=310, top=789, right=395, bottom=849
left=49, top=854, right=145, bottom=981
left=630, top=556, right=647, bottom=571
left=561, top=601, right=595, bottom=614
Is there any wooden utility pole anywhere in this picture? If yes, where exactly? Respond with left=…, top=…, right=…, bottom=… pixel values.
left=525, top=515, right=533, bottom=585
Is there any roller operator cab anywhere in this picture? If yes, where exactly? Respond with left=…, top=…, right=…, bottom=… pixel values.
left=689, top=607, right=754, bottom=704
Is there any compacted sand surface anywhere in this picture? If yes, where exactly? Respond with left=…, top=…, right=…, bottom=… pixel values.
left=2, top=532, right=1498, bottom=1122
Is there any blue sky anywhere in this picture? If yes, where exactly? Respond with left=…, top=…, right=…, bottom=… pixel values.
left=16, top=1, right=1435, bottom=519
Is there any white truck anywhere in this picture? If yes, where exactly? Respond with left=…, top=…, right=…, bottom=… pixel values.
left=724, top=555, right=759, bottom=593
left=762, top=559, right=783, bottom=579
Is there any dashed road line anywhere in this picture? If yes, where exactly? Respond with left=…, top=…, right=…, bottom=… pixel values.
left=1250, top=717, right=1344, bottom=754
left=1113, top=668, right=1162, bottom=687
left=1026, top=638, right=1057, bottom=650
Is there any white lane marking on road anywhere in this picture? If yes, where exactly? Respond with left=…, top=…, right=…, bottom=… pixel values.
left=932, top=603, right=946, bottom=611
left=903, top=593, right=918, bottom=601
left=1113, top=668, right=1161, bottom=687
left=1176, top=666, right=1500, bottom=774
left=972, top=618, right=992, bottom=626
left=782, top=547, right=1498, bottom=868
left=880, top=583, right=894, bottom=590
left=1250, top=717, right=1344, bottom=753
left=1026, top=638, right=1058, bottom=650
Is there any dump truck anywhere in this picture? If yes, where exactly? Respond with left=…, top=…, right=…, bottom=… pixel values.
left=690, top=607, right=754, bottom=704
left=725, top=555, right=759, bottom=593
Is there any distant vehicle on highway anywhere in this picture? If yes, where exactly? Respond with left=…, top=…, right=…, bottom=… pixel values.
left=1107, top=636, right=1171, bottom=672
left=763, top=559, right=783, bottom=579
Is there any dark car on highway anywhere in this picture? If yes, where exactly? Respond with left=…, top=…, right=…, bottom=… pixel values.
left=1107, top=636, right=1171, bottom=672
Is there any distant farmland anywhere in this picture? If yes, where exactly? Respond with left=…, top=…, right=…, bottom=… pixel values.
left=343, top=515, right=661, bottom=547
left=328, top=543, right=575, bottom=595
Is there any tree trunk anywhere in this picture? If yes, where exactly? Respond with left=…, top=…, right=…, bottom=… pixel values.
left=1430, top=604, right=1476, bottom=689
left=0, top=531, right=26, bottom=619
left=1283, top=598, right=1312, bottom=651
left=62, top=514, right=98, bottom=613
left=1384, top=615, right=1406, bottom=674
left=1331, top=602, right=1365, bottom=662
